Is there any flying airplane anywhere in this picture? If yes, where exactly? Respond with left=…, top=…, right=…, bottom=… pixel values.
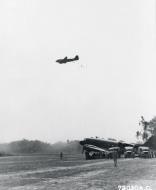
left=56, top=55, right=79, bottom=64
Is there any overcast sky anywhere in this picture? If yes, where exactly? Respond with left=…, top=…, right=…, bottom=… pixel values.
left=0, top=0, right=155, bottom=143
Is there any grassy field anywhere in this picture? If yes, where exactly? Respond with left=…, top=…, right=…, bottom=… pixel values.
left=0, top=154, right=156, bottom=190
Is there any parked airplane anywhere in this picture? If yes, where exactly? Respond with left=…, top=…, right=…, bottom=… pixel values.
left=79, top=137, right=134, bottom=160
left=56, top=55, right=79, bottom=64
left=80, top=137, right=155, bottom=160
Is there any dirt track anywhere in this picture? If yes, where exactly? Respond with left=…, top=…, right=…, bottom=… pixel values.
left=0, top=155, right=156, bottom=190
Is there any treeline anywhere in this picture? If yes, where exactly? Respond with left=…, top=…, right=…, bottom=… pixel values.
left=0, top=139, right=82, bottom=155
left=9, top=139, right=52, bottom=154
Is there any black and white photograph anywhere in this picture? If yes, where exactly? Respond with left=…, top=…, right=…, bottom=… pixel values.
left=0, top=0, right=156, bottom=189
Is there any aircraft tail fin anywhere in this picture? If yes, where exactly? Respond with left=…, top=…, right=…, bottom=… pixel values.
left=75, top=55, right=79, bottom=60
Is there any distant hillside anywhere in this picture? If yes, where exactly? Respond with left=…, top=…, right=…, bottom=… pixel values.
left=0, top=139, right=82, bottom=155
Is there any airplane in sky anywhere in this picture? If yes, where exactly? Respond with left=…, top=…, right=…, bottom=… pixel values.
left=56, top=55, right=79, bottom=64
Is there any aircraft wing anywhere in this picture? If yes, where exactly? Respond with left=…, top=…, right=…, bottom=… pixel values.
left=80, top=138, right=118, bottom=149
left=83, top=144, right=108, bottom=152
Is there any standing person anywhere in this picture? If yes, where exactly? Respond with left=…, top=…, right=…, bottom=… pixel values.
left=113, top=149, right=118, bottom=167
left=60, top=152, right=63, bottom=160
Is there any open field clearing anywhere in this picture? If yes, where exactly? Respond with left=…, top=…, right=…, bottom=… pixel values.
left=0, top=155, right=156, bottom=190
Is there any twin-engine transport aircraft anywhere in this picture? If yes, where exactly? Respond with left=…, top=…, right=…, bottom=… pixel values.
left=80, top=138, right=134, bottom=160
left=56, top=55, right=79, bottom=64
left=80, top=136, right=156, bottom=160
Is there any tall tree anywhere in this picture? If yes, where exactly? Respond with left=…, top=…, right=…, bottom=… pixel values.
left=136, top=116, right=156, bottom=142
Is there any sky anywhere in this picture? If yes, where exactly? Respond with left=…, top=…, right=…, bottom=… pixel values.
left=0, top=0, right=155, bottom=143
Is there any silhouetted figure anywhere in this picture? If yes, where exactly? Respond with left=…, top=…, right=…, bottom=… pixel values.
left=113, top=150, right=118, bottom=167
left=56, top=55, right=79, bottom=64
left=60, top=152, right=63, bottom=160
